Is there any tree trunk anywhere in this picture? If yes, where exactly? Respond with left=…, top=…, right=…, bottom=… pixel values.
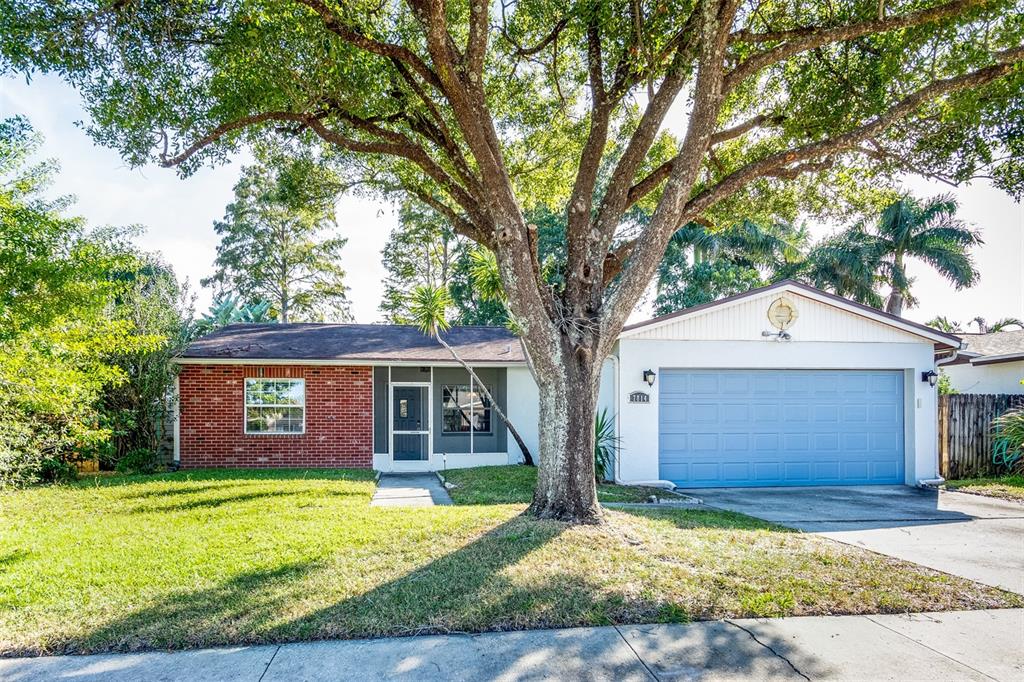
left=526, top=345, right=602, bottom=524
left=885, top=290, right=904, bottom=316
left=886, top=252, right=905, bottom=316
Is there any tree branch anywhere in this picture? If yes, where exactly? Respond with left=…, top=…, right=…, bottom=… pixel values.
left=158, top=111, right=311, bottom=167
left=466, top=0, right=489, bottom=78
left=293, top=0, right=444, bottom=91
left=726, top=0, right=994, bottom=90
left=689, top=47, right=1024, bottom=218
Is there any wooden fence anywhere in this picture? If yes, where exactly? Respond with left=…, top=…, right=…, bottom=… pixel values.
left=938, top=394, right=1024, bottom=479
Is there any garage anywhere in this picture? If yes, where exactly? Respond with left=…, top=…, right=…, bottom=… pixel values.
left=613, top=280, right=961, bottom=489
left=657, top=369, right=905, bottom=488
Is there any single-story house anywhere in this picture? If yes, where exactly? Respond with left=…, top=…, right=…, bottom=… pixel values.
left=173, top=280, right=961, bottom=488
left=942, top=330, right=1024, bottom=394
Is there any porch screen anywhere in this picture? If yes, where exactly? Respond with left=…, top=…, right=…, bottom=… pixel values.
left=441, top=385, right=492, bottom=433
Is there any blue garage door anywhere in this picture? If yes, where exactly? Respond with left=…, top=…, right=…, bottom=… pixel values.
left=658, top=369, right=904, bottom=488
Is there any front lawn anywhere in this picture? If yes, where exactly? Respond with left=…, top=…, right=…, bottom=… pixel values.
left=440, top=464, right=672, bottom=504
left=945, top=475, right=1024, bottom=502
left=1, top=468, right=1019, bottom=656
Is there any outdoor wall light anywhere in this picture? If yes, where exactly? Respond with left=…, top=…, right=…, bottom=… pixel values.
left=643, top=369, right=657, bottom=387
left=921, top=370, right=938, bottom=387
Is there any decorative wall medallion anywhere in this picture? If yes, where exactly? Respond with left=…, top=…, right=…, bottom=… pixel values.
left=629, top=391, right=650, bottom=404
left=767, top=296, right=799, bottom=331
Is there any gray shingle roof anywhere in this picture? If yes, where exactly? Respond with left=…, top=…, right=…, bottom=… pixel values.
left=959, top=330, right=1024, bottom=357
left=178, top=323, right=526, bottom=363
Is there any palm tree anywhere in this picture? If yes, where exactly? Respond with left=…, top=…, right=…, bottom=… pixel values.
left=926, top=316, right=964, bottom=333
left=654, top=220, right=808, bottom=313
left=970, top=316, right=1024, bottom=333
left=794, top=228, right=889, bottom=308
left=798, top=195, right=981, bottom=316
left=194, top=294, right=277, bottom=334
left=872, top=195, right=982, bottom=316
left=669, top=219, right=807, bottom=271
left=407, top=284, right=534, bottom=466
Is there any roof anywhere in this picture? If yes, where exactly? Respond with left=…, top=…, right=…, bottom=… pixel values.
left=177, top=323, right=526, bottom=364
left=951, top=331, right=1024, bottom=366
left=621, top=279, right=963, bottom=349
left=958, top=330, right=1024, bottom=357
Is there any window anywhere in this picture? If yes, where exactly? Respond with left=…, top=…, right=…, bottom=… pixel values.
left=245, top=378, right=305, bottom=434
left=442, top=384, right=492, bottom=433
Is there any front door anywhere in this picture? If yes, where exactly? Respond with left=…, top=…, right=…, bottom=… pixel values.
left=392, top=386, right=429, bottom=461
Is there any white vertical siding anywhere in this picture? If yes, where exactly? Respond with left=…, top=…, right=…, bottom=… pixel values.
left=627, top=291, right=924, bottom=344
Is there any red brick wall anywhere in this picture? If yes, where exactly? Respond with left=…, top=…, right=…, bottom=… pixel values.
left=177, top=364, right=373, bottom=468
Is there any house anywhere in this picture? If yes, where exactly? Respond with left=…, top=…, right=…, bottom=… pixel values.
left=942, top=331, right=1024, bottom=394
left=173, top=280, right=961, bottom=488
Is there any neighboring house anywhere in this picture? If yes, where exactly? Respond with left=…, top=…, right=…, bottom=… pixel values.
left=174, top=280, right=960, bottom=488
left=942, top=330, right=1024, bottom=394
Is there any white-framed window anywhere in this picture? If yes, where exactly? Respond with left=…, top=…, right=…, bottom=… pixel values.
left=244, top=378, right=305, bottom=434
left=441, top=384, right=492, bottom=434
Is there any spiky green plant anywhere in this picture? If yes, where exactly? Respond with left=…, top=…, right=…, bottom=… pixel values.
left=594, top=408, right=619, bottom=482
left=992, top=408, right=1024, bottom=475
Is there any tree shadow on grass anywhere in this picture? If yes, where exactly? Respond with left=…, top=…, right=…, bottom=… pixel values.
left=76, top=468, right=376, bottom=491
left=613, top=505, right=793, bottom=532
left=0, top=549, right=29, bottom=568
left=50, top=562, right=321, bottom=656
left=61, top=510, right=831, bottom=681
left=125, top=488, right=368, bottom=514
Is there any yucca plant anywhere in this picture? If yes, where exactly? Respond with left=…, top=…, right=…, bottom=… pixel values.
left=594, top=408, right=619, bottom=482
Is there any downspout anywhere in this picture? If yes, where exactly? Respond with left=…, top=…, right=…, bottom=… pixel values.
left=609, top=354, right=622, bottom=484
left=172, top=375, right=180, bottom=465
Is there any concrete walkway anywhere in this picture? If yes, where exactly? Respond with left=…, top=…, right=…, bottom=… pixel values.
left=2, top=609, right=1020, bottom=681
left=684, top=486, right=1024, bottom=595
left=369, top=473, right=452, bottom=507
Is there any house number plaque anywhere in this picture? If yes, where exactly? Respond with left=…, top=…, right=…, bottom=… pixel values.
left=629, top=391, right=650, bottom=404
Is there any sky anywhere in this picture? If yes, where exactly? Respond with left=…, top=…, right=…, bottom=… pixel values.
left=2, top=73, right=1022, bottom=328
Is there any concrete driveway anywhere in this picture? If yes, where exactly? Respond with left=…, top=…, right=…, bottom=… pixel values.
left=681, top=486, right=1024, bottom=595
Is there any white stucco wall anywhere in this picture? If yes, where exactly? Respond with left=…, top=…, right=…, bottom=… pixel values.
left=943, top=361, right=1024, bottom=394
left=615, top=338, right=939, bottom=486
left=505, top=359, right=616, bottom=465
left=505, top=366, right=540, bottom=464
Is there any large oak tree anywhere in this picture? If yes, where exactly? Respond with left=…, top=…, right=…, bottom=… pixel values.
left=3, top=0, right=1021, bottom=521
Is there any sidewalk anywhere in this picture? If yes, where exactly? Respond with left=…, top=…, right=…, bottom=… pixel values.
left=1, top=609, right=1020, bottom=681
left=369, top=473, right=453, bottom=507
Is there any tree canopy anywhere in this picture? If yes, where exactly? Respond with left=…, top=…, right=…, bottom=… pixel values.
left=0, top=117, right=170, bottom=485
left=203, top=156, right=352, bottom=322
left=790, top=194, right=981, bottom=313
left=380, top=200, right=507, bottom=325
left=4, top=0, right=1021, bottom=520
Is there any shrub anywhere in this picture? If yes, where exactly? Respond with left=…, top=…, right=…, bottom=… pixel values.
left=115, top=448, right=161, bottom=475
left=992, top=408, right=1024, bottom=475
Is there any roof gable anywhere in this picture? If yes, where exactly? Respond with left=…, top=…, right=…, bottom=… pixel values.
left=621, top=281, right=960, bottom=348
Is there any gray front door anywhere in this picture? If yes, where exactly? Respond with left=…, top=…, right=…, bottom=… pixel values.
left=393, top=386, right=429, bottom=461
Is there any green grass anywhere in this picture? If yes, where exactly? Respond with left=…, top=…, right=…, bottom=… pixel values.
left=440, top=464, right=671, bottom=504
left=1, top=468, right=1019, bottom=656
left=946, top=475, right=1024, bottom=502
